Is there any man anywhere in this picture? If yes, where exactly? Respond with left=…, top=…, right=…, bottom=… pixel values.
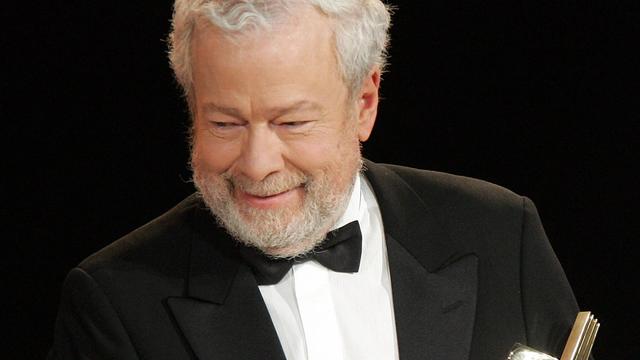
left=49, top=1, right=581, bottom=359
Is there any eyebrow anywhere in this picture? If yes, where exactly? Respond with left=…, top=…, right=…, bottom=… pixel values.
left=201, top=103, right=244, bottom=119
left=201, top=100, right=325, bottom=120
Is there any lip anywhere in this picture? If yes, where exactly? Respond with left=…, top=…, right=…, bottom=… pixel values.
left=236, top=186, right=303, bottom=209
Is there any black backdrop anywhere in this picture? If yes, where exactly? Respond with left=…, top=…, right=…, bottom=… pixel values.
left=4, top=1, right=638, bottom=358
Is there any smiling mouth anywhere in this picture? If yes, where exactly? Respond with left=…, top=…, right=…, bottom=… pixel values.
left=250, top=189, right=292, bottom=198
left=239, top=181, right=307, bottom=197
left=250, top=184, right=306, bottom=197
left=237, top=186, right=303, bottom=209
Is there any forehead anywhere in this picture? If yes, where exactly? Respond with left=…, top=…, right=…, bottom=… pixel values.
left=190, top=5, right=346, bottom=111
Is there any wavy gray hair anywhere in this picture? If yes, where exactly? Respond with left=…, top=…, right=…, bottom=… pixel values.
left=168, top=0, right=393, bottom=106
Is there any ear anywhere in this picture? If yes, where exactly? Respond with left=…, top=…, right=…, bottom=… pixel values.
left=355, top=66, right=381, bottom=142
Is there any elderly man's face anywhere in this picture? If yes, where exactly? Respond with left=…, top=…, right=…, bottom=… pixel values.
left=190, top=7, right=379, bottom=257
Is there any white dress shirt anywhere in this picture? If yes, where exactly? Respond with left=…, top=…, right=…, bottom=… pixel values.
left=258, top=174, right=399, bottom=360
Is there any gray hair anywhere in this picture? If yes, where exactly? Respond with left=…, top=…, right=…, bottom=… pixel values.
left=168, top=0, right=393, bottom=105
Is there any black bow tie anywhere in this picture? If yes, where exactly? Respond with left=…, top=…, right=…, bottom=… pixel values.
left=239, top=221, right=362, bottom=285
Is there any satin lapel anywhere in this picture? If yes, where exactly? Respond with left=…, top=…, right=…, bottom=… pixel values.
left=387, top=235, right=477, bottom=360
left=166, top=204, right=286, bottom=360
left=364, top=160, right=478, bottom=360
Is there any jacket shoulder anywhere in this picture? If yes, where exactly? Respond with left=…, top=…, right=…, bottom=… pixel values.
left=78, top=194, right=203, bottom=275
left=375, top=163, right=525, bottom=211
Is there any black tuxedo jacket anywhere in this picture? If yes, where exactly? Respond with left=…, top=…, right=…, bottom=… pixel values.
left=49, top=161, right=580, bottom=360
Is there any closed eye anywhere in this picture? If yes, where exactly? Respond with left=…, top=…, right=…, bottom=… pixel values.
left=205, top=121, right=244, bottom=138
left=209, top=121, right=242, bottom=129
left=278, top=120, right=313, bottom=128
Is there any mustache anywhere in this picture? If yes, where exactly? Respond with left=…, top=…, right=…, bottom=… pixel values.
left=223, top=171, right=309, bottom=197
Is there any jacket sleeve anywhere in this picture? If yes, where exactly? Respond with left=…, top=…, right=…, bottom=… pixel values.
left=519, top=197, right=581, bottom=357
left=48, top=267, right=139, bottom=360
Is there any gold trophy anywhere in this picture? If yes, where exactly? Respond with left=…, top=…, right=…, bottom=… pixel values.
left=507, top=312, right=600, bottom=360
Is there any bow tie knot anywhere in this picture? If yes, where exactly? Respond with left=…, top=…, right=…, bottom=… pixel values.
left=239, top=221, right=362, bottom=285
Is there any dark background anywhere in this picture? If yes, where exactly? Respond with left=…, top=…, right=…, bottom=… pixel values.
left=4, top=1, right=638, bottom=358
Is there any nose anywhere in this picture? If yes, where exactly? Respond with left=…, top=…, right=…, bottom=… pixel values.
left=235, top=125, right=285, bottom=181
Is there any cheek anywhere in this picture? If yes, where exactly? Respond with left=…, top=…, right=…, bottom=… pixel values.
left=285, top=137, right=337, bottom=170
left=286, top=127, right=360, bottom=173
left=192, top=136, right=240, bottom=173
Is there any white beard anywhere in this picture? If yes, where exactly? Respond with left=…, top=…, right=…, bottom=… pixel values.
left=192, top=159, right=361, bottom=258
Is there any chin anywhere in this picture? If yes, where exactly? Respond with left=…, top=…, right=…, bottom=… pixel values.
left=192, top=149, right=362, bottom=258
